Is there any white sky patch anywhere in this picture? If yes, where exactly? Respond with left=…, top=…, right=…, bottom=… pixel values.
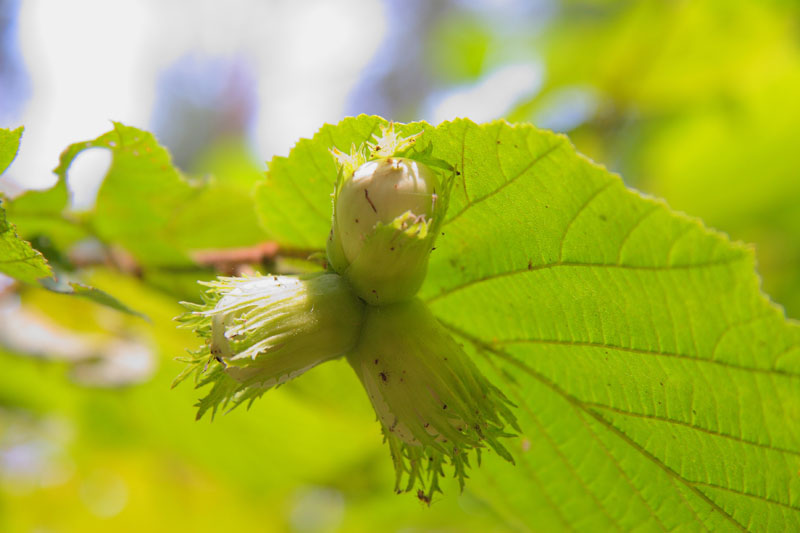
left=14, top=0, right=153, bottom=190
left=66, top=147, right=112, bottom=211
left=532, top=85, right=600, bottom=132
left=427, top=61, right=543, bottom=125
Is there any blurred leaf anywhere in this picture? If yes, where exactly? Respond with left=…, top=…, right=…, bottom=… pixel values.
left=0, top=127, right=146, bottom=317
left=52, top=123, right=195, bottom=265
left=0, top=338, right=487, bottom=532
left=0, top=127, right=54, bottom=284
left=0, top=204, right=53, bottom=283
left=258, top=115, right=800, bottom=531
left=4, top=173, right=86, bottom=251
left=5, top=124, right=277, bottom=307
left=26, top=123, right=269, bottom=268
left=0, top=202, right=54, bottom=284
left=40, top=279, right=147, bottom=320
left=429, top=15, right=493, bottom=83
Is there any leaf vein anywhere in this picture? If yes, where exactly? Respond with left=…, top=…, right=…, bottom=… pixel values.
left=693, top=481, right=800, bottom=513
left=478, top=344, right=625, bottom=531
left=585, top=402, right=800, bottom=457
left=494, top=337, right=800, bottom=378
left=444, top=140, right=562, bottom=226
left=425, top=257, right=745, bottom=304
left=558, top=180, right=615, bottom=262
left=573, top=408, right=669, bottom=531
left=615, top=204, right=661, bottom=265
left=668, top=476, right=712, bottom=533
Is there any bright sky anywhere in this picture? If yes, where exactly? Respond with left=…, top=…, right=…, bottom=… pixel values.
left=9, top=0, right=387, bottom=192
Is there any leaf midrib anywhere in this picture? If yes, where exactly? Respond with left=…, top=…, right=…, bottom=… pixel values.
left=425, top=257, right=747, bottom=304
left=442, top=320, right=749, bottom=532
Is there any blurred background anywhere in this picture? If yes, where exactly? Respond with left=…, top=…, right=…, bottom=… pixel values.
left=1, top=0, right=799, bottom=531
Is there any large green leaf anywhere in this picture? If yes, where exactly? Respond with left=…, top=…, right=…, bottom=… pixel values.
left=422, top=120, right=800, bottom=531
left=0, top=127, right=53, bottom=284
left=256, top=115, right=800, bottom=531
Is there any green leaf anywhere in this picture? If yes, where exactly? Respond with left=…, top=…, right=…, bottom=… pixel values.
left=255, top=115, right=390, bottom=249
left=4, top=168, right=85, bottom=251
left=0, top=126, right=24, bottom=175
left=0, top=127, right=143, bottom=317
left=40, top=278, right=147, bottom=319
left=422, top=119, right=800, bottom=531
left=257, top=116, right=800, bottom=531
left=49, top=123, right=268, bottom=267
left=0, top=127, right=54, bottom=284
left=53, top=123, right=194, bottom=265
left=0, top=200, right=54, bottom=284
